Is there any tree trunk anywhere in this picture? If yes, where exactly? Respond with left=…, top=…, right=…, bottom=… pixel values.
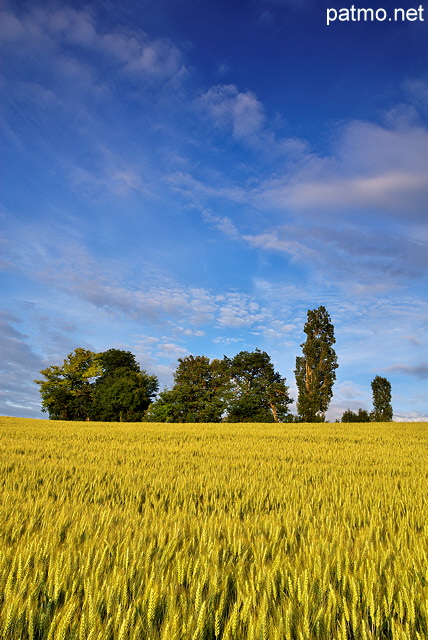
left=269, top=402, right=279, bottom=422
left=305, top=361, right=312, bottom=392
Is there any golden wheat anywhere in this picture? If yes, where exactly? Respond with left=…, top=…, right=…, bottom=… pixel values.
left=0, top=416, right=427, bottom=639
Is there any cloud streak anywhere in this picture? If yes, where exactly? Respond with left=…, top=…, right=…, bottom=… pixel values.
left=253, top=118, right=428, bottom=221
left=386, top=363, right=428, bottom=380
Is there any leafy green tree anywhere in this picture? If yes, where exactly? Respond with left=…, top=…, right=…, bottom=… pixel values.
left=341, top=408, right=370, bottom=422
left=34, top=348, right=99, bottom=420
left=225, top=349, right=292, bottom=422
left=371, top=376, right=393, bottom=421
left=145, top=350, right=292, bottom=423
left=144, top=355, right=230, bottom=422
left=96, top=349, right=140, bottom=378
left=92, top=371, right=158, bottom=421
left=143, top=388, right=185, bottom=423
left=295, top=306, right=338, bottom=422
left=35, top=348, right=158, bottom=421
left=92, top=349, right=158, bottom=422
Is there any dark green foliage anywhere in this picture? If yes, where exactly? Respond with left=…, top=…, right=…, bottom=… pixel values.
left=34, top=348, right=98, bottom=420
left=173, top=355, right=230, bottom=422
left=93, top=349, right=158, bottom=421
left=145, top=349, right=292, bottom=423
left=93, top=369, right=158, bottom=422
left=341, top=408, right=371, bottom=422
left=96, top=348, right=140, bottom=378
left=144, top=355, right=230, bottom=422
left=371, top=376, right=393, bottom=421
left=142, top=388, right=183, bottom=423
left=225, top=349, right=292, bottom=422
left=35, top=348, right=158, bottom=421
left=295, top=306, right=338, bottom=422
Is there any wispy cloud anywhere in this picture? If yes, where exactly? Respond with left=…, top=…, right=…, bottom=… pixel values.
left=201, top=210, right=241, bottom=239
left=0, top=3, right=187, bottom=82
left=0, top=310, right=45, bottom=418
left=253, top=118, right=428, bottom=220
left=198, top=84, right=266, bottom=141
left=243, top=230, right=317, bottom=262
left=3, top=227, right=290, bottom=338
left=386, top=363, right=428, bottom=380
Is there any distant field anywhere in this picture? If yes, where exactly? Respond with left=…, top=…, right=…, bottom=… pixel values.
left=0, top=417, right=427, bottom=639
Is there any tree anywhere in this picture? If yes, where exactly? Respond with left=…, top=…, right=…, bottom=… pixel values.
left=295, top=306, right=338, bottom=422
left=34, top=348, right=99, bottom=420
left=143, top=388, right=183, bottom=423
left=144, top=355, right=230, bottom=422
left=145, top=350, right=292, bottom=423
left=341, top=408, right=370, bottom=423
left=371, top=376, right=393, bottom=421
left=93, top=349, right=158, bottom=422
left=35, top=348, right=158, bottom=421
left=95, top=349, right=140, bottom=379
left=225, top=349, right=292, bottom=422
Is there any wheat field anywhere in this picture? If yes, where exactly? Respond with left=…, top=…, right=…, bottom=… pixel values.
left=0, top=416, right=427, bottom=639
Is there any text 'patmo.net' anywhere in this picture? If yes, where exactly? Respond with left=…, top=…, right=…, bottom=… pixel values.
left=327, top=5, right=425, bottom=25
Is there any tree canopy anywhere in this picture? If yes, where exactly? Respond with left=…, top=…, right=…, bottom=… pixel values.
left=225, top=349, right=292, bottom=422
left=144, top=355, right=230, bottom=423
left=35, top=348, right=158, bottom=421
left=341, top=408, right=371, bottom=423
left=145, top=350, right=292, bottom=423
left=371, top=375, right=393, bottom=421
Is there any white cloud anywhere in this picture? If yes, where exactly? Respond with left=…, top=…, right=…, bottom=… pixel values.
left=198, top=84, right=265, bottom=141
left=3, top=227, right=288, bottom=339
left=202, top=210, right=240, bottom=239
left=254, top=118, right=428, bottom=221
left=403, top=79, right=428, bottom=114
left=100, top=31, right=186, bottom=80
left=166, top=172, right=247, bottom=205
left=243, top=230, right=317, bottom=262
left=212, top=336, right=244, bottom=345
left=157, top=342, right=189, bottom=358
left=279, top=171, right=427, bottom=214
left=49, top=6, right=97, bottom=46
left=402, top=335, right=424, bottom=347
left=0, top=4, right=187, bottom=84
left=249, top=224, right=427, bottom=289
left=256, top=320, right=296, bottom=340
left=393, top=411, right=428, bottom=422
left=0, top=10, right=26, bottom=40
left=215, top=293, right=267, bottom=329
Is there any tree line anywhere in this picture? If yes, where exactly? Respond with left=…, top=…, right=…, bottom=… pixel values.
left=35, top=306, right=393, bottom=422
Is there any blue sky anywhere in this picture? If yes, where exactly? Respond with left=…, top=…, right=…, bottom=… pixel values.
left=1, top=0, right=427, bottom=421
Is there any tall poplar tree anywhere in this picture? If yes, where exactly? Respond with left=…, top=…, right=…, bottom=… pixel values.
left=295, top=306, right=338, bottom=422
left=371, top=376, right=393, bottom=421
